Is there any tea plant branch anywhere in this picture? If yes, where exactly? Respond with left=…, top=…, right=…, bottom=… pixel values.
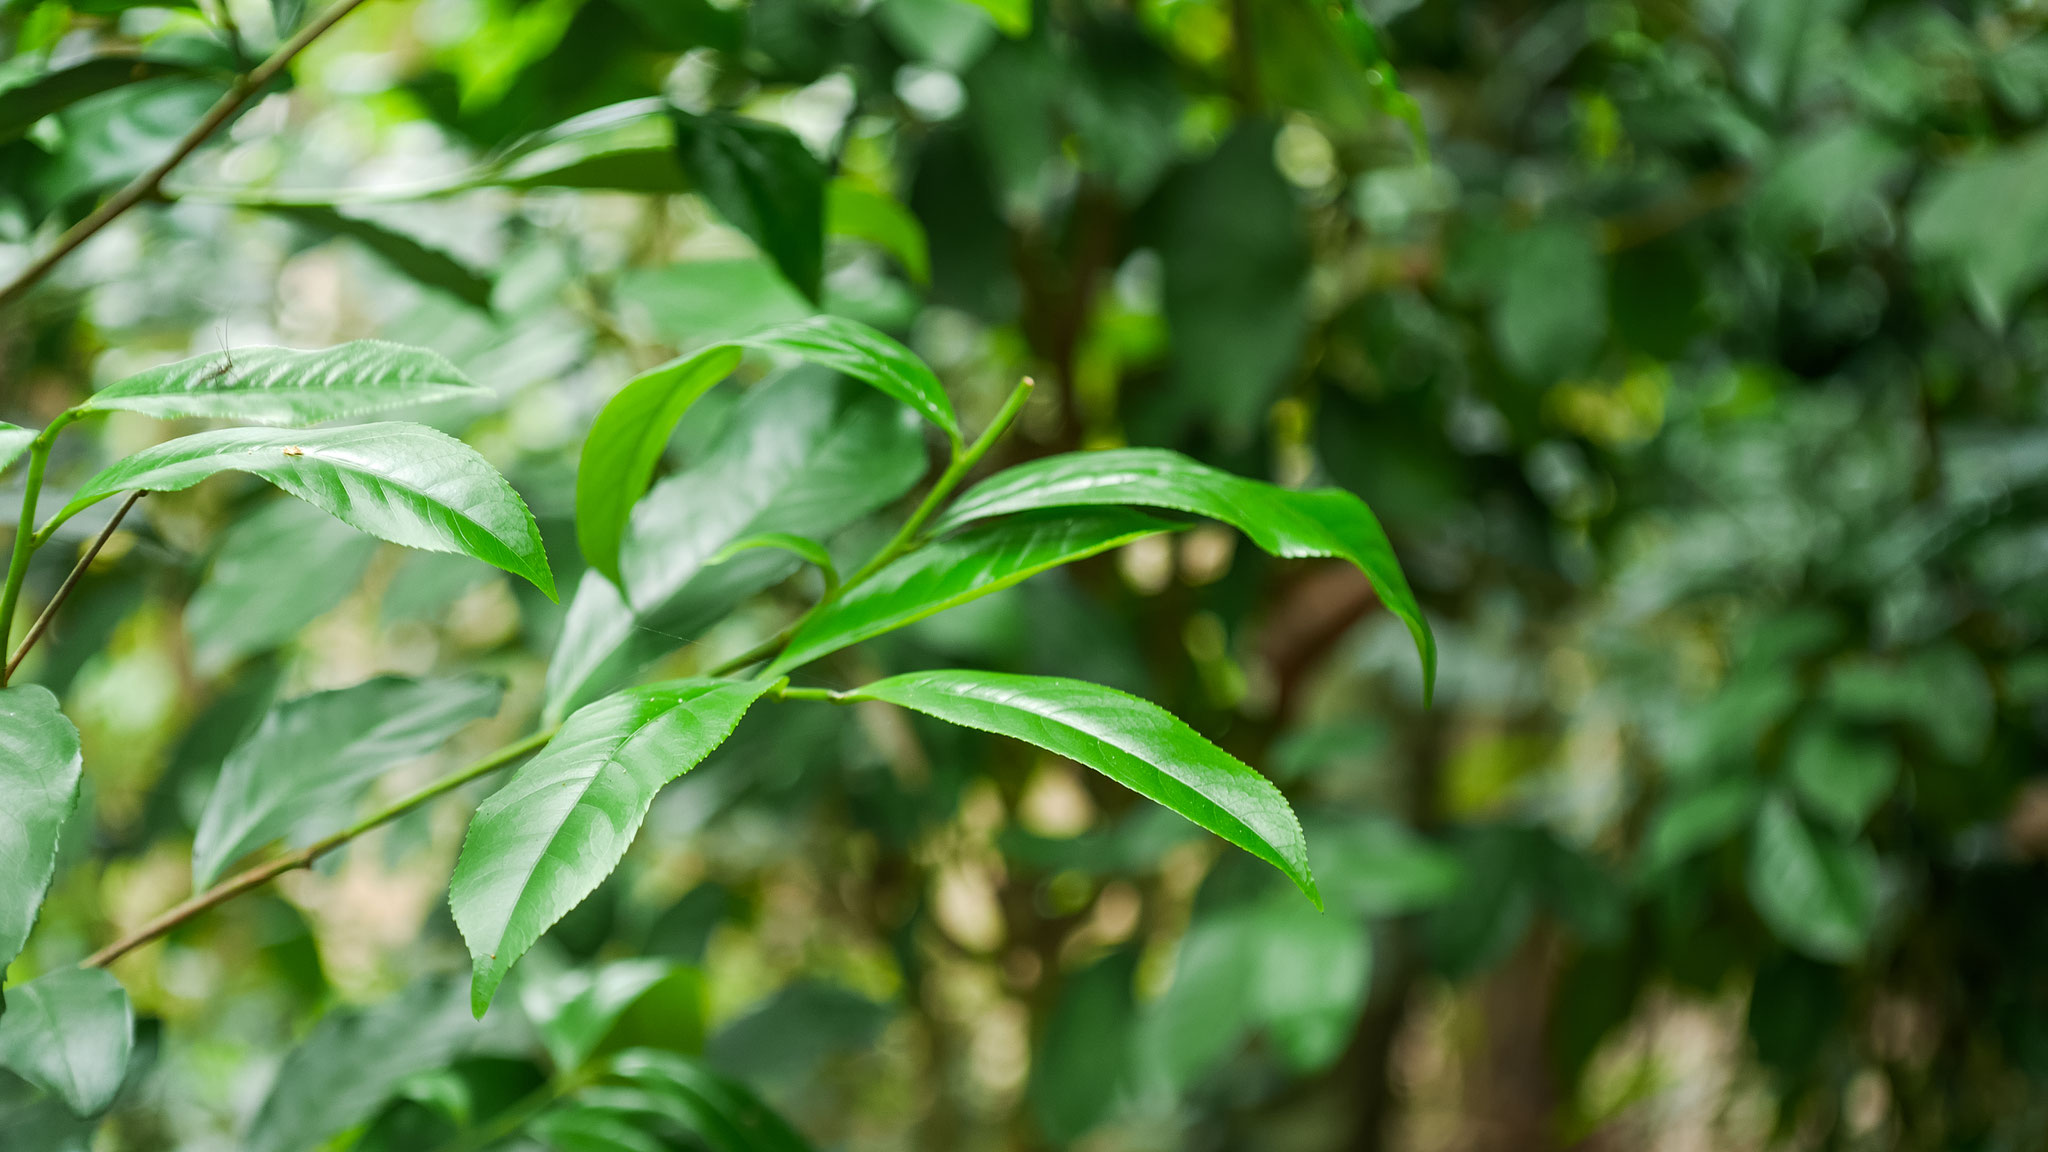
left=0, top=412, right=80, bottom=679
left=0, top=0, right=379, bottom=311
left=82, top=723, right=558, bottom=969
left=705, top=378, right=1034, bottom=680
left=5, top=490, right=143, bottom=680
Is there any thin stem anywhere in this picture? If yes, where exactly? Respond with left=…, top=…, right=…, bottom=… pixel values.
left=839, top=377, right=1034, bottom=592
left=0, top=0, right=378, bottom=311
left=5, top=491, right=143, bottom=680
left=0, top=422, right=65, bottom=680
left=82, top=725, right=557, bottom=969
left=774, top=685, right=843, bottom=702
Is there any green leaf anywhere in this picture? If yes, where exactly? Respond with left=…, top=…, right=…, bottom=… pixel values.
left=521, top=959, right=706, bottom=1073
left=185, top=498, right=378, bottom=674
left=961, top=0, right=1029, bottom=35
left=191, top=676, right=504, bottom=887
left=549, top=373, right=925, bottom=716
left=60, top=422, right=555, bottom=599
left=827, top=178, right=930, bottom=284
left=450, top=678, right=775, bottom=1016
left=0, top=685, right=82, bottom=977
left=935, top=447, right=1435, bottom=701
left=1786, top=722, right=1899, bottom=833
left=769, top=509, right=1175, bottom=674
left=708, top=533, right=838, bottom=588
left=0, top=968, right=132, bottom=1116
left=245, top=974, right=513, bottom=1152
left=0, top=422, right=33, bottom=475
left=576, top=316, right=952, bottom=588
left=265, top=206, right=494, bottom=311
left=1643, top=776, right=1762, bottom=873
left=1030, top=951, right=1133, bottom=1142
left=574, top=345, right=744, bottom=588
left=1747, top=794, right=1879, bottom=963
left=79, top=340, right=483, bottom=425
left=0, top=55, right=197, bottom=143
left=844, top=671, right=1318, bottom=905
left=490, top=98, right=687, bottom=192
left=610, top=1049, right=813, bottom=1152
left=531, top=1103, right=669, bottom=1152
left=670, top=108, right=826, bottom=302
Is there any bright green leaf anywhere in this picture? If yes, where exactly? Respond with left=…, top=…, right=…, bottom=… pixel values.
left=191, top=676, right=504, bottom=886
left=1747, top=794, right=1879, bottom=963
left=827, top=179, right=930, bottom=284
left=670, top=108, right=826, bottom=302
left=59, top=422, right=555, bottom=599
left=769, top=509, right=1175, bottom=674
left=844, top=671, right=1318, bottom=905
left=960, top=0, right=1028, bottom=35
left=935, top=447, right=1434, bottom=701
left=450, top=678, right=775, bottom=1016
left=0, top=422, right=33, bottom=475
left=0, top=685, right=82, bottom=977
left=0, top=967, right=132, bottom=1116
left=79, top=340, right=483, bottom=425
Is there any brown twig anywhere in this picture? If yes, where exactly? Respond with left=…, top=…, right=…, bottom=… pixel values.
left=0, top=0, right=378, bottom=311
left=82, top=725, right=556, bottom=968
left=5, top=490, right=142, bottom=680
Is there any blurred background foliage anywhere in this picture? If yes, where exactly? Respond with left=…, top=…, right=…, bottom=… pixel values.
left=5, top=0, right=2048, bottom=1148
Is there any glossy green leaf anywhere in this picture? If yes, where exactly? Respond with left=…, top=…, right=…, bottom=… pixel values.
left=575, top=346, right=744, bottom=587
left=79, top=340, right=482, bottom=425
left=1747, top=794, right=1879, bottom=963
left=961, top=0, right=1029, bottom=35
left=845, top=671, right=1318, bottom=905
left=59, top=423, right=555, bottom=599
left=828, top=179, right=930, bottom=284
left=185, top=498, right=377, bottom=674
left=245, top=974, right=515, bottom=1152
left=265, top=206, right=494, bottom=311
left=450, top=678, right=775, bottom=1016
left=0, top=422, right=33, bottom=475
left=555, top=375, right=925, bottom=714
left=769, top=509, right=1175, bottom=674
left=936, top=447, right=1434, bottom=701
left=0, top=685, right=82, bottom=977
left=576, top=316, right=956, bottom=587
left=671, top=108, right=826, bottom=302
left=611, top=1049, right=813, bottom=1152
left=191, top=676, right=504, bottom=886
left=0, top=968, right=132, bottom=1116
left=0, top=55, right=197, bottom=143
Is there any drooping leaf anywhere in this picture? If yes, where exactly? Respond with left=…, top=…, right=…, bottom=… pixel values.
left=59, top=422, right=555, bottom=599
left=1747, top=794, right=1879, bottom=963
left=184, top=498, right=378, bottom=674
left=191, top=676, right=504, bottom=887
left=576, top=315, right=956, bottom=587
left=827, top=178, right=930, bottom=284
left=0, top=55, right=198, bottom=143
left=450, top=678, right=775, bottom=1016
left=266, top=206, right=495, bottom=311
left=610, top=1049, right=813, bottom=1152
left=935, top=447, right=1435, bottom=700
left=0, top=686, right=82, bottom=977
left=844, top=671, right=1318, bottom=904
left=769, top=509, right=1176, bottom=674
left=670, top=108, right=826, bottom=302
left=0, top=968, right=132, bottom=1116
left=0, top=422, right=33, bottom=475
left=78, top=340, right=483, bottom=425
left=549, top=372, right=925, bottom=714
left=245, top=974, right=514, bottom=1152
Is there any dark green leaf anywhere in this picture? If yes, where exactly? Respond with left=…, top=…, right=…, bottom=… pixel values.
left=266, top=206, right=494, bottom=311
left=0, top=967, right=132, bottom=1116
left=450, top=678, right=774, bottom=1015
left=827, top=179, right=929, bottom=284
left=935, top=447, right=1435, bottom=700
left=0, top=685, right=82, bottom=977
left=670, top=108, right=826, bottom=302
left=490, top=98, right=687, bottom=192
left=79, top=340, right=481, bottom=425
left=769, top=509, right=1175, bottom=674
left=520, top=958, right=705, bottom=1073
left=1030, top=951, right=1133, bottom=1142
left=191, top=676, right=504, bottom=886
left=844, top=671, right=1318, bottom=904
left=1786, top=722, right=1898, bottom=832
left=1642, top=776, right=1762, bottom=873
left=184, top=498, right=378, bottom=674
left=610, top=1049, right=813, bottom=1152
left=0, top=55, right=197, bottom=143
left=530, top=1104, right=668, bottom=1152
left=60, top=422, right=555, bottom=599
left=1747, top=794, right=1879, bottom=962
